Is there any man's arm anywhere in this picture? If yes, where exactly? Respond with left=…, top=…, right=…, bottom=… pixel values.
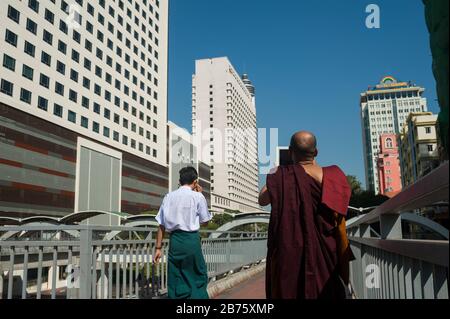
left=198, top=195, right=212, bottom=226
left=154, top=225, right=165, bottom=263
left=154, top=196, right=166, bottom=263
left=259, top=185, right=271, bottom=206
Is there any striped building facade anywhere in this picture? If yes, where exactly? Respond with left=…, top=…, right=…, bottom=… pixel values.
left=0, top=103, right=168, bottom=218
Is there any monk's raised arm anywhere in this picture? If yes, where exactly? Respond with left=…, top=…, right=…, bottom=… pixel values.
left=258, top=185, right=271, bottom=206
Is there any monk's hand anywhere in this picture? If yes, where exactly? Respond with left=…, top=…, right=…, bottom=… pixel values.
left=153, top=248, right=162, bottom=264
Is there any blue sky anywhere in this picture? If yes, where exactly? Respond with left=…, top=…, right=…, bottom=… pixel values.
left=167, top=0, right=439, bottom=188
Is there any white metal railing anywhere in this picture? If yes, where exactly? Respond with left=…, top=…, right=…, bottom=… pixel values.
left=0, top=225, right=267, bottom=299
left=347, top=162, right=449, bottom=299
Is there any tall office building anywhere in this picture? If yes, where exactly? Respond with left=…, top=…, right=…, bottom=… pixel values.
left=0, top=0, right=169, bottom=219
left=192, top=57, right=259, bottom=213
left=360, top=76, right=428, bottom=194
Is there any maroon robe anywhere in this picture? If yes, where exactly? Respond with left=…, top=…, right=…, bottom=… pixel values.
left=265, top=164, right=352, bottom=299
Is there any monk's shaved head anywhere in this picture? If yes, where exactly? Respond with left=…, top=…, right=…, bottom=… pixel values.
left=289, top=131, right=318, bottom=160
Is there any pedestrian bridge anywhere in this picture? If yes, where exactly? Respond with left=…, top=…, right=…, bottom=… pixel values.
left=0, top=162, right=448, bottom=299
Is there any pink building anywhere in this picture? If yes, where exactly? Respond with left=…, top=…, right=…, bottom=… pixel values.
left=377, top=134, right=402, bottom=197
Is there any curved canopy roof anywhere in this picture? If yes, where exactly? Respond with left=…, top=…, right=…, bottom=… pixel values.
left=0, top=211, right=130, bottom=226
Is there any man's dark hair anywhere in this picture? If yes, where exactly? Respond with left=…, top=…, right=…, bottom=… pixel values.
left=289, top=132, right=318, bottom=159
left=179, top=166, right=198, bottom=185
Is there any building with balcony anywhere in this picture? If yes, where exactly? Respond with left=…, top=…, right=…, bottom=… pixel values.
left=399, top=112, right=440, bottom=187
left=360, top=76, right=428, bottom=194
left=0, top=0, right=169, bottom=220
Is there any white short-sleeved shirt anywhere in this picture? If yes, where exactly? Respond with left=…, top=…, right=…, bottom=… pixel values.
left=155, top=186, right=212, bottom=232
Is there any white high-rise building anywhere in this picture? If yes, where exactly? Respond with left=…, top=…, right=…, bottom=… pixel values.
left=360, top=76, right=428, bottom=194
left=0, top=0, right=169, bottom=218
left=192, top=57, right=259, bottom=213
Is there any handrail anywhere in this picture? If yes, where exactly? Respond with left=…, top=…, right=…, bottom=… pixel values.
left=0, top=224, right=263, bottom=235
left=348, top=162, right=449, bottom=228
left=348, top=237, right=449, bottom=267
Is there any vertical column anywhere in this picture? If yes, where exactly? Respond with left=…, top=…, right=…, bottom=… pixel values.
left=0, top=265, right=3, bottom=299
left=79, top=227, right=93, bottom=299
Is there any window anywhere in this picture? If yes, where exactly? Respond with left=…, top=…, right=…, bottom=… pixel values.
left=24, top=41, right=36, bottom=57
left=81, top=116, right=88, bottom=128
left=61, top=1, right=68, bottom=12
left=41, top=51, right=52, bottom=66
left=22, top=65, right=34, bottom=80
left=69, top=90, right=78, bottom=103
left=85, top=39, right=92, bottom=52
left=72, top=50, right=80, bottom=63
left=70, top=69, right=79, bottom=82
left=82, top=77, right=90, bottom=89
left=95, top=66, right=102, bottom=78
left=103, top=127, right=110, bottom=138
left=44, top=9, right=55, bottom=24
left=86, top=21, right=94, bottom=34
left=385, top=138, right=393, bottom=149
left=0, top=80, right=14, bottom=96
left=3, top=54, right=15, bottom=71
left=39, top=74, right=50, bottom=88
left=8, top=5, right=20, bottom=23
left=425, top=127, right=432, bottom=134
left=29, top=0, right=40, bottom=13
left=43, top=30, right=53, bottom=45
left=93, top=122, right=100, bottom=133
left=73, top=30, right=81, bottom=43
left=55, top=82, right=64, bottom=96
left=427, top=145, right=434, bottom=152
left=56, top=61, right=66, bottom=75
left=26, top=19, right=38, bottom=34
left=59, top=20, right=68, bottom=34
left=37, top=96, right=48, bottom=111
left=20, top=89, right=31, bottom=104
left=68, top=111, right=76, bottom=123
left=94, top=84, right=101, bottom=96
left=84, top=58, right=91, bottom=71
left=5, top=29, right=18, bottom=47
left=81, top=96, right=89, bottom=109
left=58, top=40, right=67, bottom=54
left=54, top=104, right=63, bottom=117
left=93, top=103, right=100, bottom=114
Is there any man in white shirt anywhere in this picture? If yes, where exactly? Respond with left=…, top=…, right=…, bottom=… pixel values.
left=154, top=167, right=212, bottom=299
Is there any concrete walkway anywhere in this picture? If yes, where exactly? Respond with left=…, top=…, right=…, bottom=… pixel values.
left=215, top=271, right=266, bottom=299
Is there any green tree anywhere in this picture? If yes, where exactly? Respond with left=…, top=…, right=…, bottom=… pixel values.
left=347, top=175, right=363, bottom=195
left=346, top=175, right=389, bottom=219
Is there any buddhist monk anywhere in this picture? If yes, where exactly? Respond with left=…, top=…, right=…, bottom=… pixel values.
left=259, top=131, right=354, bottom=299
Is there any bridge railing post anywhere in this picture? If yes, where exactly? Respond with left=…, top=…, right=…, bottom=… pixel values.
left=0, top=263, right=3, bottom=299
left=227, top=237, right=231, bottom=272
left=79, top=227, right=93, bottom=299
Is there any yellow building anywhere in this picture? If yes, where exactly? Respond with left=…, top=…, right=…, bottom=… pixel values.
left=399, top=112, right=440, bottom=187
